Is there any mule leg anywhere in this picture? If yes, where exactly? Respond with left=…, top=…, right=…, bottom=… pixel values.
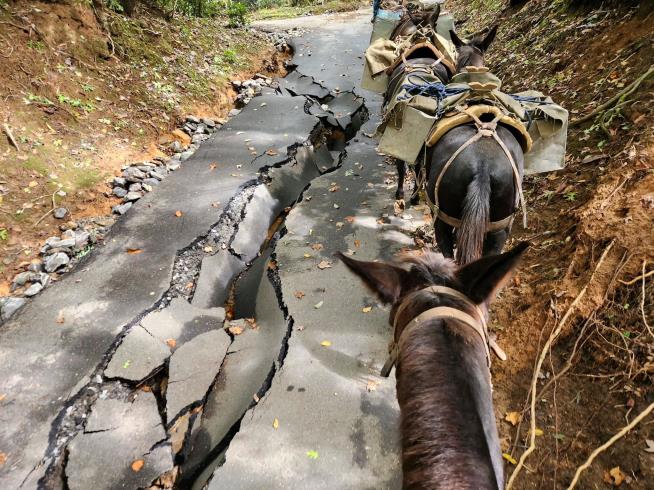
left=482, top=228, right=509, bottom=256
left=409, top=160, right=421, bottom=206
left=435, top=218, right=455, bottom=259
left=395, top=158, right=405, bottom=201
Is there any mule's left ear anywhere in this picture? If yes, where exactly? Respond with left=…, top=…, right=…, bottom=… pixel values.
left=456, top=242, right=529, bottom=304
left=336, top=252, right=408, bottom=304
left=480, top=24, right=498, bottom=52
left=450, top=29, right=465, bottom=49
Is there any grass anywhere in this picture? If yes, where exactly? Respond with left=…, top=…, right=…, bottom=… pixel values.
left=23, top=156, right=50, bottom=177
left=252, top=0, right=365, bottom=20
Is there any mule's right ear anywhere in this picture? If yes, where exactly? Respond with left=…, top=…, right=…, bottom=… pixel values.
left=456, top=242, right=529, bottom=304
left=449, top=29, right=465, bottom=48
left=336, top=252, right=408, bottom=304
left=427, top=5, right=440, bottom=30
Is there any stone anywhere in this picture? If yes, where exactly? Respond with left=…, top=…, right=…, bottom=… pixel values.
left=202, top=118, right=216, bottom=128
left=27, top=261, right=43, bottom=273
left=23, top=282, right=43, bottom=297
left=171, top=129, right=191, bottom=146
left=123, top=191, right=143, bottom=202
left=112, top=187, right=127, bottom=198
left=11, top=272, right=33, bottom=290
left=142, top=184, right=152, bottom=193
left=122, top=167, right=146, bottom=182
left=186, top=115, right=201, bottom=124
left=170, top=140, right=183, bottom=153
left=66, top=393, right=173, bottom=490
left=231, top=185, right=281, bottom=263
left=104, top=326, right=171, bottom=381
left=166, top=329, right=230, bottom=423
left=180, top=150, right=194, bottom=161
left=142, top=178, right=159, bottom=187
left=228, top=108, right=241, bottom=117
left=192, top=251, right=244, bottom=309
left=113, top=176, right=127, bottom=187
left=195, top=124, right=207, bottom=134
left=44, top=253, right=70, bottom=273
left=0, top=297, right=27, bottom=322
left=74, top=231, right=90, bottom=249
left=192, top=134, right=206, bottom=144
left=167, top=161, right=181, bottom=171
left=53, top=207, right=68, bottom=219
left=148, top=170, right=164, bottom=181
left=112, top=202, right=132, bottom=215
left=128, top=183, right=142, bottom=192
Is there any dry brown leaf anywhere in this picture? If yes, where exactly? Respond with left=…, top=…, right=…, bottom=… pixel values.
left=28, top=181, right=38, bottom=188
left=310, top=243, right=323, bottom=251
left=504, top=412, right=521, bottom=426
left=328, top=185, right=340, bottom=193
left=56, top=311, right=65, bottom=324
left=294, top=291, right=305, bottom=299
left=267, top=260, right=278, bottom=270
left=362, top=306, right=372, bottom=313
left=317, top=260, right=332, bottom=270
left=185, top=281, right=194, bottom=290
left=266, top=149, right=278, bottom=156
left=166, top=338, right=177, bottom=349
left=354, top=239, right=361, bottom=248
left=645, top=439, right=654, bottom=453
left=604, top=467, right=625, bottom=486
left=126, top=248, right=143, bottom=255
left=229, top=325, right=243, bottom=336
left=297, top=325, right=305, bottom=331
left=344, top=216, right=355, bottom=223
left=175, top=210, right=183, bottom=217
left=0, top=452, right=6, bottom=466
left=366, top=380, right=378, bottom=392
left=209, top=163, right=218, bottom=170
left=131, top=459, right=144, bottom=472
left=272, top=418, right=279, bottom=429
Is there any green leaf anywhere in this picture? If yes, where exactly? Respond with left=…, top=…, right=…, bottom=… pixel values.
left=553, top=433, right=565, bottom=440
left=306, top=450, right=319, bottom=459
left=123, top=360, right=131, bottom=369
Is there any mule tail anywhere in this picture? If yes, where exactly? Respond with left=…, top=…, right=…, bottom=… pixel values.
left=457, top=165, right=490, bottom=265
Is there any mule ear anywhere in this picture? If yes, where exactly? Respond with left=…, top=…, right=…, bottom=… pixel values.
left=428, top=5, right=440, bottom=30
left=336, top=252, right=407, bottom=304
left=480, top=24, right=498, bottom=52
left=449, top=29, right=465, bottom=48
left=456, top=242, right=529, bottom=304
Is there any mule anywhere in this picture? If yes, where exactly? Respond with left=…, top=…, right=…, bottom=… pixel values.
left=388, top=7, right=440, bottom=41
left=426, top=26, right=526, bottom=264
left=337, top=242, right=528, bottom=489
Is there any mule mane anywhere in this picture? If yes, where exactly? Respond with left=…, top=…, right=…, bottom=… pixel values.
left=397, top=250, right=457, bottom=286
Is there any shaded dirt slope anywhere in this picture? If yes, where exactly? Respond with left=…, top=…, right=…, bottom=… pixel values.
left=444, top=1, right=654, bottom=488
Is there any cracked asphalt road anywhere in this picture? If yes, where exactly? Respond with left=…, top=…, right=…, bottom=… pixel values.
left=0, top=11, right=427, bottom=489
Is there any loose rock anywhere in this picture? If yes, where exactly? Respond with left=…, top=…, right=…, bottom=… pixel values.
left=53, top=208, right=68, bottom=219
left=44, top=252, right=70, bottom=273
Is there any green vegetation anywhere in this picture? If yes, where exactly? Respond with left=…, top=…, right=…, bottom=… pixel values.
left=227, top=2, right=248, bottom=27
left=252, top=0, right=363, bottom=20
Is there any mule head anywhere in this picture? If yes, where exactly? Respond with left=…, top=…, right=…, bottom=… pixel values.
left=336, top=241, right=527, bottom=309
left=450, top=24, right=498, bottom=72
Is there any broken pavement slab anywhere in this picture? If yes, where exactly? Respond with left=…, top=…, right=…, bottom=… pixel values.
left=192, top=251, right=245, bottom=309
left=104, top=326, right=170, bottom=382
left=166, top=329, right=231, bottom=424
left=66, top=392, right=172, bottom=490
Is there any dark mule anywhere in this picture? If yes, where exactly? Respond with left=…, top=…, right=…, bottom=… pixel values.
left=337, top=242, right=528, bottom=489
left=427, top=26, right=525, bottom=264
left=383, top=6, right=451, bottom=205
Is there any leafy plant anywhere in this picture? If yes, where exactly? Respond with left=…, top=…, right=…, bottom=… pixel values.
left=27, top=40, right=45, bottom=51
left=57, top=94, right=95, bottom=112
left=227, top=2, right=249, bottom=27
left=564, top=190, right=577, bottom=201
left=0, top=228, right=8, bottom=241
left=222, top=48, right=238, bottom=64
left=25, top=94, right=54, bottom=106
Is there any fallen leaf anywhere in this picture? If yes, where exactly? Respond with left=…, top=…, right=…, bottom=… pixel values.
left=0, top=452, right=6, bottom=466
left=28, top=181, right=38, bottom=188
left=294, top=291, right=305, bottom=299
left=203, top=246, right=214, bottom=253
left=345, top=216, right=355, bottom=223
left=166, top=338, right=177, bottom=349
left=320, top=340, right=331, bottom=347
left=272, top=418, right=279, bottom=429
left=314, top=301, right=323, bottom=309
left=0, top=393, right=6, bottom=402
left=253, top=393, right=260, bottom=402
left=329, top=185, right=340, bottom=192
left=211, top=201, right=221, bottom=208
left=131, top=459, right=144, bottom=472
left=265, top=149, right=278, bottom=156
left=502, top=453, right=517, bottom=465
left=56, top=311, right=65, bottom=324
left=175, top=210, right=183, bottom=217
left=303, top=253, right=312, bottom=258
left=123, top=360, right=131, bottom=369
left=362, top=306, right=372, bottom=313
left=267, top=260, right=278, bottom=271
left=505, top=412, right=521, bottom=426
left=366, top=380, right=378, bottom=392
left=645, top=439, right=654, bottom=453
left=229, top=325, right=243, bottom=336
left=185, top=281, right=194, bottom=290
left=317, top=260, right=332, bottom=270
left=354, top=239, right=361, bottom=248
left=533, top=428, right=544, bottom=437
left=127, top=248, right=143, bottom=255
left=604, top=466, right=625, bottom=486
left=297, top=325, right=305, bottom=331
left=307, top=450, right=319, bottom=460
left=310, top=243, right=323, bottom=251
left=209, top=163, right=218, bottom=170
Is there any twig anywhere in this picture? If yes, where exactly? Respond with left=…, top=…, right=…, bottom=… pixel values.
left=620, top=269, right=654, bottom=285
left=640, top=260, right=654, bottom=340
left=33, top=189, right=59, bottom=227
left=3, top=123, right=20, bottom=151
left=570, top=64, right=654, bottom=127
left=566, top=400, right=654, bottom=489
left=506, top=240, right=615, bottom=490
left=33, top=208, right=53, bottom=227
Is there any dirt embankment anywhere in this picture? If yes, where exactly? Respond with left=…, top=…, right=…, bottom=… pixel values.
left=0, top=0, right=285, bottom=293
left=447, top=0, right=654, bottom=488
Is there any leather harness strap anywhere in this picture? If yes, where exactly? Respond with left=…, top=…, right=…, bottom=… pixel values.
left=381, top=285, right=506, bottom=377
left=425, top=107, right=527, bottom=232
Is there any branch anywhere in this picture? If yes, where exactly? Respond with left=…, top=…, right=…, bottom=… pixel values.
left=506, top=240, right=615, bottom=489
left=570, top=65, right=654, bottom=127
left=567, top=400, right=654, bottom=489
left=3, top=123, right=20, bottom=151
